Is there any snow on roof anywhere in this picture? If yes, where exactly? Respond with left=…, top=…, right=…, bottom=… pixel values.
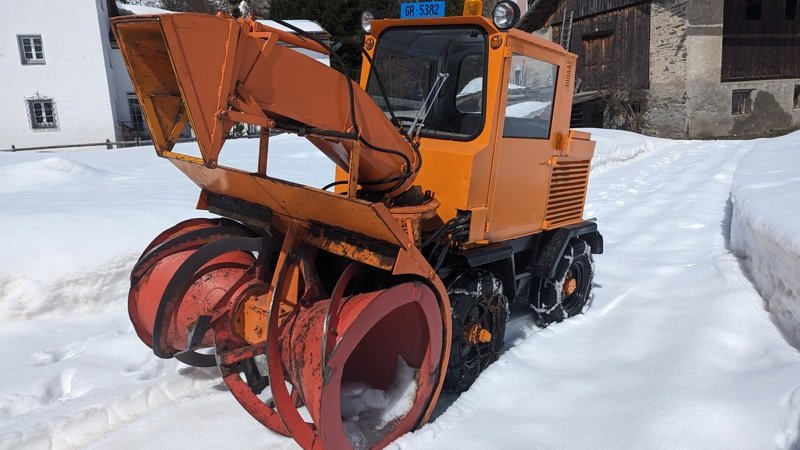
left=116, top=1, right=173, bottom=15
left=256, top=20, right=329, bottom=35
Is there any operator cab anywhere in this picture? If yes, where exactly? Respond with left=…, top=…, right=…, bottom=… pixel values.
left=361, top=0, right=558, bottom=146
left=359, top=1, right=592, bottom=244
left=365, top=26, right=487, bottom=141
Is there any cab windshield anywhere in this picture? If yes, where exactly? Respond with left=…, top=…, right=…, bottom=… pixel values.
left=366, top=26, right=487, bottom=140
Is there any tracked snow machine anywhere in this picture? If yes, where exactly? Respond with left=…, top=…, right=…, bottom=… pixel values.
left=112, top=1, right=602, bottom=448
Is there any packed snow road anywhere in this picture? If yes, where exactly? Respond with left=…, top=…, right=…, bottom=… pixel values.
left=1, top=131, right=799, bottom=449
left=394, top=138, right=800, bottom=449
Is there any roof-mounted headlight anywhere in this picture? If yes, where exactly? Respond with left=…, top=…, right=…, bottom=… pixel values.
left=492, top=1, right=521, bottom=31
left=360, top=10, right=378, bottom=34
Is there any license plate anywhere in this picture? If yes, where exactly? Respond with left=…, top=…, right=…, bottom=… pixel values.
left=400, top=1, right=446, bottom=19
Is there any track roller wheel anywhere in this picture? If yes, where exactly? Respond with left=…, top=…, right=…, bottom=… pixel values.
left=532, top=238, right=594, bottom=326
left=443, top=269, right=508, bottom=393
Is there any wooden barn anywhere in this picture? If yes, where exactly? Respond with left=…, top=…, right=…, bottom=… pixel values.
left=520, top=0, right=800, bottom=138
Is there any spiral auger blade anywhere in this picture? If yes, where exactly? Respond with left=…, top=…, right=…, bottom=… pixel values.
left=203, top=226, right=446, bottom=449
left=128, top=218, right=266, bottom=367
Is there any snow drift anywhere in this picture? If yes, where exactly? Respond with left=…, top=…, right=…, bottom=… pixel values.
left=730, top=130, right=800, bottom=347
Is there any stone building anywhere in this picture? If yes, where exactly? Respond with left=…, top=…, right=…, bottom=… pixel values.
left=521, top=0, right=800, bottom=138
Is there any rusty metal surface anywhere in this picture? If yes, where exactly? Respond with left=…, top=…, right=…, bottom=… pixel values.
left=205, top=192, right=272, bottom=234
left=276, top=277, right=443, bottom=449
left=128, top=219, right=255, bottom=354
left=305, top=224, right=398, bottom=271
left=215, top=327, right=289, bottom=436
left=150, top=235, right=267, bottom=359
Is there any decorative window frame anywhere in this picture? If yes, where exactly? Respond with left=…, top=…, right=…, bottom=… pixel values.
left=25, top=94, right=59, bottom=131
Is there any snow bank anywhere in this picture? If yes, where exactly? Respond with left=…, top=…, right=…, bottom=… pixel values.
left=583, top=128, right=664, bottom=174
left=0, top=135, right=332, bottom=325
left=730, top=130, right=800, bottom=346
left=394, top=134, right=800, bottom=449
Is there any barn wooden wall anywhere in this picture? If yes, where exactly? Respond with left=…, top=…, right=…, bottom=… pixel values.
left=548, top=0, right=651, bottom=91
left=722, top=0, right=800, bottom=81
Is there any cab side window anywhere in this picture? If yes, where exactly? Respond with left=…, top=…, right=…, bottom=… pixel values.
left=503, top=54, right=558, bottom=139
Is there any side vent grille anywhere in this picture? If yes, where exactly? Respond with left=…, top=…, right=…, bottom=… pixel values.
left=545, top=160, right=590, bottom=227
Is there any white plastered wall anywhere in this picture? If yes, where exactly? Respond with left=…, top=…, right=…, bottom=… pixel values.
left=0, top=0, right=119, bottom=149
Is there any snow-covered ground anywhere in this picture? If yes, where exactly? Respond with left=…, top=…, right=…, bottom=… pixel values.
left=1, top=130, right=799, bottom=449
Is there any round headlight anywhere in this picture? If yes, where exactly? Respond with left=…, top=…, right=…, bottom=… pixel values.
left=360, top=10, right=376, bottom=33
left=492, top=1, right=521, bottom=31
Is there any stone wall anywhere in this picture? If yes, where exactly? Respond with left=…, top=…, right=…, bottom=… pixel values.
left=683, top=1, right=726, bottom=138
left=643, top=0, right=689, bottom=138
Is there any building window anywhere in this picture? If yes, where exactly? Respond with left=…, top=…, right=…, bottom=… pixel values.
left=580, top=30, right=614, bottom=90
left=787, top=0, right=798, bottom=20
left=18, top=35, right=45, bottom=64
left=745, top=0, right=762, bottom=20
left=27, top=97, right=58, bottom=129
left=513, top=67, right=523, bottom=85
left=731, top=90, right=752, bottom=115
left=246, top=124, right=260, bottom=135
left=121, top=94, right=151, bottom=140
left=794, top=85, right=800, bottom=109
left=127, top=95, right=144, bottom=132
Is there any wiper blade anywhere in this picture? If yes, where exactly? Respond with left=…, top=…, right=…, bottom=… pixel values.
left=408, top=72, right=449, bottom=140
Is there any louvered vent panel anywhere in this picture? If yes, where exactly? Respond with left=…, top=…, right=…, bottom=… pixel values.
left=545, top=160, right=590, bottom=227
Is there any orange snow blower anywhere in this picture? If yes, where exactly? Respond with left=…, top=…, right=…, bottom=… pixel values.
left=113, top=1, right=602, bottom=448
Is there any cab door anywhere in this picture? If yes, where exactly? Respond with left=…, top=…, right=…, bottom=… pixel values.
left=485, top=38, right=566, bottom=242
